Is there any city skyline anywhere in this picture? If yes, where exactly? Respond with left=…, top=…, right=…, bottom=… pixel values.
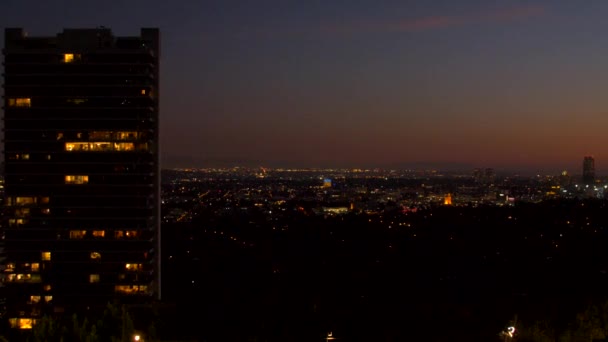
left=2, top=1, right=608, bottom=172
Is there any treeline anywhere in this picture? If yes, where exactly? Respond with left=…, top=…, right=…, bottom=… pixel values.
left=517, top=299, right=608, bottom=341
left=4, top=302, right=160, bottom=342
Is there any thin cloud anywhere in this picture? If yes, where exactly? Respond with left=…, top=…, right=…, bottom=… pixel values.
left=323, top=5, right=546, bottom=35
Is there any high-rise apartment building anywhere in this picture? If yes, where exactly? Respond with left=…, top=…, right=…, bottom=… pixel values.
left=2, top=28, right=160, bottom=329
left=583, top=156, right=595, bottom=185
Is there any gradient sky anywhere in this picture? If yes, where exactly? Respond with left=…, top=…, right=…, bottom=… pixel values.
left=2, top=1, right=608, bottom=173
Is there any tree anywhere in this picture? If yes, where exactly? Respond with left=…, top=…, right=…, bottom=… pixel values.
left=27, top=301, right=144, bottom=342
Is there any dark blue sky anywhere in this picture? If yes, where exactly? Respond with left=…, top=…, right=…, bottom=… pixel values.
left=3, top=1, right=608, bottom=173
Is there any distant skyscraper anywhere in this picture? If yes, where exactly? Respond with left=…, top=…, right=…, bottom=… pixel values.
left=2, top=28, right=160, bottom=329
left=473, top=168, right=495, bottom=184
left=443, top=193, right=453, bottom=206
left=583, top=156, right=595, bottom=185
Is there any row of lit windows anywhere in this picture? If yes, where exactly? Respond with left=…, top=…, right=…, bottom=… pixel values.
left=59, top=131, right=141, bottom=141
left=89, top=131, right=140, bottom=140
left=9, top=218, right=29, bottom=227
left=6, top=197, right=50, bottom=206
left=8, top=252, right=145, bottom=268
left=14, top=208, right=31, bottom=217
left=9, top=318, right=36, bottom=329
left=6, top=260, right=142, bottom=271
left=65, top=142, right=136, bottom=152
left=8, top=93, right=150, bottom=108
left=10, top=153, right=30, bottom=160
left=91, top=272, right=146, bottom=283
left=69, top=230, right=140, bottom=239
left=63, top=53, right=81, bottom=63
left=69, top=230, right=106, bottom=239
left=115, top=285, right=149, bottom=294
left=4, top=263, right=39, bottom=272
left=65, top=175, right=89, bottom=184
left=8, top=154, right=52, bottom=161
left=125, top=263, right=143, bottom=271
left=5, top=273, right=42, bottom=283
left=29, top=295, right=53, bottom=304
left=7, top=98, right=31, bottom=107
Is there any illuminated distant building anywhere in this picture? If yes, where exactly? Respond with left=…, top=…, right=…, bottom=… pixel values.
left=583, top=156, right=595, bottom=185
left=473, top=168, right=482, bottom=180
left=321, top=206, right=349, bottom=215
left=559, top=170, right=571, bottom=186
left=444, top=193, right=453, bottom=206
left=484, top=168, right=496, bottom=183
left=2, top=28, right=160, bottom=328
left=323, top=178, right=332, bottom=188
left=473, top=168, right=495, bottom=183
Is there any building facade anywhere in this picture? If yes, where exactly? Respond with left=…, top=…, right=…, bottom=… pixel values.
left=583, top=156, right=595, bottom=185
left=2, top=28, right=160, bottom=329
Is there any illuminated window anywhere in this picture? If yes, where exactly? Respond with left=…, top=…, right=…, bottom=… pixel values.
left=89, top=131, right=113, bottom=140
left=41, top=208, right=50, bottom=215
left=15, top=208, right=31, bottom=217
left=115, top=230, right=141, bottom=239
left=9, top=218, right=28, bottom=227
left=5, top=263, right=16, bottom=272
left=89, top=131, right=139, bottom=140
left=125, top=230, right=139, bottom=238
left=22, top=154, right=30, bottom=160
left=90, top=252, right=101, bottom=260
left=63, top=53, right=80, bottom=63
left=92, top=230, right=105, bottom=238
left=44, top=296, right=53, bottom=303
left=43, top=284, right=52, bottom=291
left=20, top=318, right=35, bottom=329
left=8, top=98, right=31, bottom=107
left=114, top=285, right=148, bottom=294
left=11, top=197, right=36, bottom=205
left=67, top=98, right=87, bottom=105
left=6, top=274, right=41, bottom=283
left=30, top=296, right=41, bottom=304
left=89, top=274, right=100, bottom=283
left=9, top=318, right=35, bottom=329
left=65, top=141, right=139, bottom=152
left=65, top=175, right=89, bottom=184
left=125, top=263, right=143, bottom=271
left=69, top=230, right=87, bottom=239
left=114, top=142, right=135, bottom=151
left=39, top=197, right=50, bottom=204
left=31, top=263, right=40, bottom=272
left=41, top=251, right=51, bottom=261
left=57, top=132, right=64, bottom=140
left=141, top=89, right=146, bottom=95
left=117, top=131, right=138, bottom=140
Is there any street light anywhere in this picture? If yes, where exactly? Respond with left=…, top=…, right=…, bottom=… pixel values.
left=133, top=334, right=141, bottom=342
left=326, top=331, right=336, bottom=341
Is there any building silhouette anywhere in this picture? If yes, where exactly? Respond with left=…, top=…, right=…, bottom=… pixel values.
left=583, top=156, right=595, bottom=185
left=2, top=28, right=160, bottom=329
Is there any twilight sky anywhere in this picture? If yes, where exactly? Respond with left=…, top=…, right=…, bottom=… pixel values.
left=2, top=1, right=608, bottom=173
